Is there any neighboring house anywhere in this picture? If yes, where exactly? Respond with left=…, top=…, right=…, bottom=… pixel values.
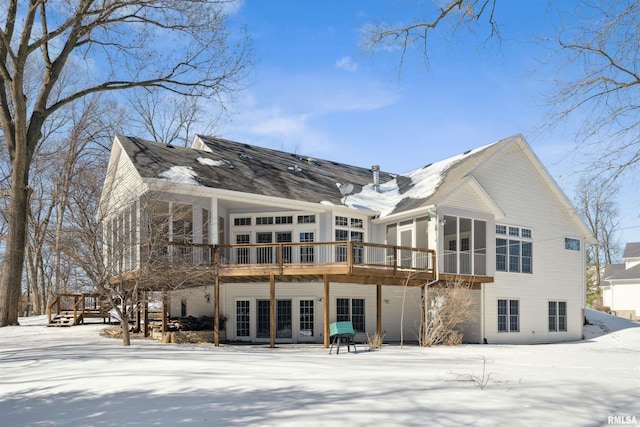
left=601, top=243, right=640, bottom=320
left=99, top=133, right=593, bottom=346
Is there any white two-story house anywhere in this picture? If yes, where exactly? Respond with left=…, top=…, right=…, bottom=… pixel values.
left=99, top=133, right=593, bottom=346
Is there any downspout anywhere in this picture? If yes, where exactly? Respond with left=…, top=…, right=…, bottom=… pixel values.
left=422, top=208, right=440, bottom=345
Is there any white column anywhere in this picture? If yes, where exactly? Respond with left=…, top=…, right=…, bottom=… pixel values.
left=209, top=198, right=219, bottom=244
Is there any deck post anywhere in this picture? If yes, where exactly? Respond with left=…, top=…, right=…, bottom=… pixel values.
left=135, top=290, right=141, bottom=332
left=323, top=275, right=330, bottom=348
left=376, top=284, right=382, bottom=338
left=161, top=291, right=168, bottom=335
left=143, top=290, right=149, bottom=337
left=270, top=275, right=275, bottom=348
left=214, top=273, right=220, bottom=346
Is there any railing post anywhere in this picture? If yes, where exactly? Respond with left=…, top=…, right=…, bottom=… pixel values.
left=394, top=246, right=399, bottom=274
left=73, top=296, right=78, bottom=325
left=347, top=241, right=353, bottom=273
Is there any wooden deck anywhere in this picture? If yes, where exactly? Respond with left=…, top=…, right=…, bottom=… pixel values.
left=48, top=293, right=110, bottom=327
left=141, top=241, right=437, bottom=286
left=106, top=241, right=493, bottom=348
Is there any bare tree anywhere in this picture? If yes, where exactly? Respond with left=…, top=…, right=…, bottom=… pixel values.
left=575, top=174, right=620, bottom=306
left=128, top=89, right=219, bottom=147
left=547, top=0, right=640, bottom=182
left=421, top=278, right=475, bottom=346
left=0, top=0, right=252, bottom=326
left=362, top=0, right=499, bottom=71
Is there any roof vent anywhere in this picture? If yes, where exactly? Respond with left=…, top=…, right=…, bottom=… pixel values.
left=372, top=165, right=381, bottom=193
left=288, top=165, right=303, bottom=172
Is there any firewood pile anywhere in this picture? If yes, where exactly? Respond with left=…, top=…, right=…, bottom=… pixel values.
left=164, top=316, right=214, bottom=331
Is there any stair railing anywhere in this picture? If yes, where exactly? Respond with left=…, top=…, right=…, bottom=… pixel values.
left=47, top=296, right=61, bottom=325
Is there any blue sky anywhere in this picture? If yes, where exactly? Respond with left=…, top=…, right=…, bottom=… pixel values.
left=218, top=1, right=640, bottom=245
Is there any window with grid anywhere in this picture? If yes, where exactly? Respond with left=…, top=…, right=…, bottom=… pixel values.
left=256, top=216, right=274, bottom=225
left=498, top=299, right=519, bottom=332
left=496, top=225, right=532, bottom=274
left=336, top=298, right=350, bottom=322
left=297, top=215, right=316, bottom=224
left=256, top=232, right=273, bottom=264
left=549, top=301, right=567, bottom=332
left=236, top=234, right=250, bottom=264
left=351, top=231, right=364, bottom=263
left=299, top=300, right=314, bottom=337
left=256, top=300, right=270, bottom=338
left=234, top=217, right=251, bottom=226
left=335, top=216, right=348, bottom=227
left=275, top=216, right=293, bottom=224
left=236, top=300, right=250, bottom=337
left=299, top=232, right=314, bottom=263
left=351, top=299, right=365, bottom=332
left=496, top=238, right=507, bottom=271
left=335, top=298, right=365, bottom=332
left=350, top=218, right=363, bottom=228
left=276, top=300, right=292, bottom=339
left=276, top=232, right=292, bottom=264
left=335, top=229, right=348, bottom=262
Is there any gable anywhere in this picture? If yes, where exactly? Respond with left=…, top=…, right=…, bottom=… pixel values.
left=99, top=136, right=146, bottom=216
left=471, top=139, right=592, bottom=240
left=438, top=176, right=505, bottom=219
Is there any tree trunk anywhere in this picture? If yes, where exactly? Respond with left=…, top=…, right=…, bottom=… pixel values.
left=121, top=312, right=131, bottom=346
left=0, top=159, right=32, bottom=326
left=25, top=245, right=43, bottom=315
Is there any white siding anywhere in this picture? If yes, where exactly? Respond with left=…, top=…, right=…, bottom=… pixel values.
left=461, top=289, right=482, bottom=343
left=168, top=283, right=423, bottom=344
left=608, top=282, right=640, bottom=317
left=444, top=184, right=492, bottom=213
left=443, top=142, right=586, bottom=344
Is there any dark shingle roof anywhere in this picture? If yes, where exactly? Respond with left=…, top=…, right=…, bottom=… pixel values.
left=603, top=262, right=640, bottom=281
left=118, top=135, right=394, bottom=206
left=602, top=264, right=626, bottom=280
left=623, top=242, right=640, bottom=259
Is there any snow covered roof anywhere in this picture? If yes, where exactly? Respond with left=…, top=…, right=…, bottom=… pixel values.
left=115, top=134, right=518, bottom=217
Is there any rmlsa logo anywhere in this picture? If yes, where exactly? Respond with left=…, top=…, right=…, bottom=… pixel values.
left=608, top=415, right=638, bottom=425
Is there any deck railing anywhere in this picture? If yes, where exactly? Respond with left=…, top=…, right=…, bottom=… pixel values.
left=140, top=241, right=435, bottom=276
left=47, top=293, right=110, bottom=326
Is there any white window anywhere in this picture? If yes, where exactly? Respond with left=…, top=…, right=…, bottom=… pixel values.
left=297, top=215, right=316, bottom=224
left=234, top=217, right=251, bottom=226
left=498, top=299, right=519, bottom=332
left=336, top=298, right=365, bottom=332
left=496, top=225, right=532, bottom=274
left=565, top=238, right=580, bottom=251
left=236, top=300, right=250, bottom=337
left=549, top=301, right=567, bottom=332
left=256, top=216, right=274, bottom=225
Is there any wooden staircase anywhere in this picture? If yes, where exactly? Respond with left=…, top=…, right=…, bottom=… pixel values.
left=49, top=311, right=83, bottom=327
left=48, top=294, right=110, bottom=327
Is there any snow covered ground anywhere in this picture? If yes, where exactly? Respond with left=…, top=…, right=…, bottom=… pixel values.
left=1, top=309, right=638, bottom=427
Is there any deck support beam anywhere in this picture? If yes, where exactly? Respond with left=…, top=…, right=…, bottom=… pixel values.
left=323, top=275, right=330, bottom=348
left=161, top=291, right=168, bottom=335
left=135, top=290, right=142, bottom=332
left=214, top=274, right=220, bottom=346
left=270, top=275, right=276, bottom=348
left=143, top=290, right=149, bottom=337
left=376, top=285, right=382, bottom=338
